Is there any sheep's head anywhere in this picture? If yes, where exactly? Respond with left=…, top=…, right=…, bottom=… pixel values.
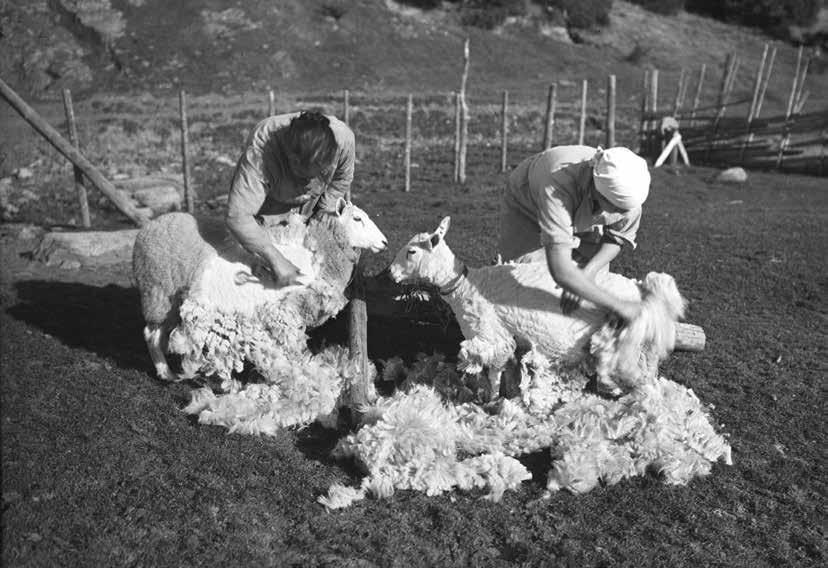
left=333, top=198, right=388, bottom=253
left=389, top=216, right=454, bottom=285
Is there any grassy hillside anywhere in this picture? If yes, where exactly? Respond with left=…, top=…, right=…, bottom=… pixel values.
left=1, top=0, right=825, bottom=115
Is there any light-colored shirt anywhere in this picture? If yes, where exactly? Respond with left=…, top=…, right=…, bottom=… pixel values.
left=504, top=145, right=641, bottom=250
left=226, top=112, right=355, bottom=260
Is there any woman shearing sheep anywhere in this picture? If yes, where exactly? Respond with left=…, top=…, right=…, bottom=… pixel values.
left=498, top=145, right=651, bottom=322
left=226, top=110, right=355, bottom=287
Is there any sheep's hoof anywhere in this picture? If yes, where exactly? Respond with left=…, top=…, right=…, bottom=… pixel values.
left=155, top=363, right=182, bottom=382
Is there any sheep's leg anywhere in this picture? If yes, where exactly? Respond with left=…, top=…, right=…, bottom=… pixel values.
left=143, top=325, right=180, bottom=381
left=487, top=367, right=503, bottom=401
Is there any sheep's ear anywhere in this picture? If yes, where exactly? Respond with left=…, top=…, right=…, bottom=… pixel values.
left=427, top=232, right=441, bottom=250
left=334, top=197, right=347, bottom=216
left=435, top=216, right=451, bottom=237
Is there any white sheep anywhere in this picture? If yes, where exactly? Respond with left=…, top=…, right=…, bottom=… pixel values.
left=388, top=217, right=686, bottom=398
left=133, top=198, right=387, bottom=381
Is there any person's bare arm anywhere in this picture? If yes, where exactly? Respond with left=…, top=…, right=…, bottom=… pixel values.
left=545, top=244, right=639, bottom=321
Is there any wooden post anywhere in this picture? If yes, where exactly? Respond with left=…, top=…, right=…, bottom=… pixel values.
left=606, top=75, right=616, bottom=148
left=675, top=322, right=705, bottom=352
left=579, top=79, right=588, bottom=146
left=343, top=88, right=350, bottom=125
left=740, top=44, right=769, bottom=164
left=267, top=89, right=275, bottom=116
left=347, top=263, right=372, bottom=412
left=542, top=83, right=557, bottom=149
left=453, top=91, right=461, bottom=182
left=500, top=89, right=508, bottom=173
left=755, top=46, right=776, bottom=119
left=0, top=77, right=146, bottom=226
left=650, top=68, right=659, bottom=154
left=688, top=63, right=707, bottom=128
left=179, top=89, right=194, bottom=213
left=777, top=46, right=804, bottom=170
left=637, top=69, right=650, bottom=154
left=793, top=51, right=811, bottom=111
left=706, top=55, right=739, bottom=162
left=458, top=38, right=470, bottom=184
left=673, top=68, right=688, bottom=116
left=61, top=89, right=91, bottom=228
left=404, top=94, right=413, bottom=192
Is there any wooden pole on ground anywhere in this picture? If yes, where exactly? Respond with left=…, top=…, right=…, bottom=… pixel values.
left=61, top=89, right=91, bottom=228
left=543, top=83, right=557, bottom=149
left=179, top=89, right=194, bottom=213
left=676, top=322, right=705, bottom=352
left=458, top=38, right=470, bottom=184
left=500, top=89, right=508, bottom=172
left=267, top=89, right=275, bottom=116
left=404, top=94, right=412, bottom=192
left=0, top=77, right=146, bottom=226
left=777, top=46, right=804, bottom=170
left=606, top=74, right=616, bottom=148
left=343, top=88, right=350, bottom=125
left=347, top=261, right=372, bottom=412
left=579, top=79, right=588, bottom=146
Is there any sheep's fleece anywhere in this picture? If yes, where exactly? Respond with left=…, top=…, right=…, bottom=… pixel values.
left=319, top=350, right=732, bottom=509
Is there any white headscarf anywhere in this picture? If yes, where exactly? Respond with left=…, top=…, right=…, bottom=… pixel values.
left=592, top=147, right=651, bottom=210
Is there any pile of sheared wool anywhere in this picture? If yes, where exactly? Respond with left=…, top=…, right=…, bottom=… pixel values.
left=170, top=298, right=375, bottom=434
left=320, top=352, right=731, bottom=509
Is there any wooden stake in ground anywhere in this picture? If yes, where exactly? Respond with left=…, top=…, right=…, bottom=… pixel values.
left=453, top=91, right=461, bottom=182
left=688, top=63, right=707, bottom=128
left=606, top=75, right=616, bottom=148
left=740, top=43, right=769, bottom=164
left=347, top=262, right=373, bottom=412
left=649, top=68, right=659, bottom=154
left=268, top=89, right=275, bottom=116
left=579, top=79, right=588, bottom=146
left=777, top=46, right=804, bottom=169
left=543, top=83, right=557, bottom=149
left=61, top=89, right=91, bottom=228
left=458, top=38, right=470, bottom=184
left=500, top=90, right=508, bottom=173
left=179, top=89, right=194, bottom=213
left=706, top=54, right=739, bottom=162
left=0, top=77, right=147, bottom=226
left=344, top=89, right=350, bottom=125
left=637, top=70, right=650, bottom=154
left=404, top=94, right=413, bottom=193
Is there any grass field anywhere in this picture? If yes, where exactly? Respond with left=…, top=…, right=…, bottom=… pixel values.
left=1, top=96, right=826, bottom=565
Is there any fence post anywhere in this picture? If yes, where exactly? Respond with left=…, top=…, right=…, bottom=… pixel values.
left=404, top=94, right=413, bottom=192
left=649, top=68, right=659, bottom=156
left=179, top=90, right=194, bottom=213
left=458, top=38, right=470, bottom=184
left=688, top=63, right=706, bottom=128
left=579, top=79, right=588, bottom=146
left=500, top=90, right=508, bottom=173
left=61, top=89, right=91, bottom=228
left=606, top=75, right=616, bottom=148
left=453, top=91, right=461, bottom=182
left=267, top=89, right=275, bottom=116
left=706, top=55, right=738, bottom=163
left=637, top=70, right=650, bottom=154
left=343, top=88, right=350, bottom=125
left=777, top=46, right=804, bottom=170
left=543, top=83, right=557, bottom=149
left=0, top=78, right=147, bottom=226
left=740, top=44, right=769, bottom=164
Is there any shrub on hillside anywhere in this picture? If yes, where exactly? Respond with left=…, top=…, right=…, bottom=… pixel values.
left=685, top=0, right=821, bottom=36
left=459, top=0, right=527, bottom=30
left=627, top=0, right=685, bottom=16
left=541, top=0, right=613, bottom=29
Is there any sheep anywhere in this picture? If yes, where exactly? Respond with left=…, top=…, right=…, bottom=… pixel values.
left=388, top=216, right=686, bottom=398
left=132, top=197, right=387, bottom=382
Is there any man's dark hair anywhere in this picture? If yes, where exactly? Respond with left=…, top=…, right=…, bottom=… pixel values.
left=285, top=111, right=338, bottom=170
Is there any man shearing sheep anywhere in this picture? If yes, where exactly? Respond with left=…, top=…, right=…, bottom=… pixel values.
left=226, top=111, right=355, bottom=286
left=498, top=145, right=651, bottom=322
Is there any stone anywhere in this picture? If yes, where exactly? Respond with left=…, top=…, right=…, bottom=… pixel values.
left=715, top=167, right=748, bottom=184
left=112, top=175, right=187, bottom=216
left=34, top=229, right=140, bottom=268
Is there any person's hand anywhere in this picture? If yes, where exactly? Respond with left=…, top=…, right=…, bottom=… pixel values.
left=285, top=192, right=313, bottom=206
left=269, top=256, right=304, bottom=288
left=560, top=289, right=583, bottom=314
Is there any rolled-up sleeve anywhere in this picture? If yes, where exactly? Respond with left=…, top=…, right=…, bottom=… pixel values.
left=225, top=145, right=273, bottom=259
left=603, top=207, right=642, bottom=249
left=317, top=119, right=355, bottom=211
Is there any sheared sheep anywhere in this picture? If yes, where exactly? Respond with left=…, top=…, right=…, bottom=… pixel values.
left=133, top=197, right=387, bottom=381
left=388, top=216, right=686, bottom=398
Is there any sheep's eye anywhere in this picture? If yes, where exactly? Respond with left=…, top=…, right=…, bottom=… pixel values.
left=406, top=249, right=416, bottom=257
left=353, top=216, right=363, bottom=223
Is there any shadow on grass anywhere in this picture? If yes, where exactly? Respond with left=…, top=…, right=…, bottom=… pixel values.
left=8, top=280, right=150, bottom=373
